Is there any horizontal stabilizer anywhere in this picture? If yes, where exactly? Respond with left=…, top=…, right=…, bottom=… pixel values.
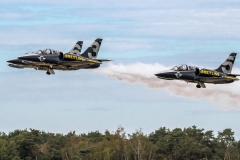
left=226, top=73, right=240, bottom=77
left=95, top=59, right=112, bottom=62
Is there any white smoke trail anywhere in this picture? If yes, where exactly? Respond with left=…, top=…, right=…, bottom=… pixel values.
left=96, top=63, right=240, bottom=110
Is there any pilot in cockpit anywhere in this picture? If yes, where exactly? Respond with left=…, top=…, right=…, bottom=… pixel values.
left=45, top=49, right=52, bottom=54
left=188, top=65, right=196, bottom=70
left=180, top=64, right=188, bottom=70
left=172, top=64, right=188, bottom=71
left=52, top=50, right=60, bottom=55
left=33, top=49, right=60, bottom=55
left=172, top=64, right=197, bottom=71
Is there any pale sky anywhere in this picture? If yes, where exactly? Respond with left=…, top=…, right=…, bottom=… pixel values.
left=1, top=0, right=240, bottom=138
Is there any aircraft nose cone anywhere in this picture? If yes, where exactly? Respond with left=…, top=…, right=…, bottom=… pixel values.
left=155, top=73, right=163, bottom=77
left=7, top=59, right=22, bottom=64
left=155, top=72, right=166, bottom=79
left=155, top=71, right=168, bottom=77
left=155, top=70, right=175, bottom=79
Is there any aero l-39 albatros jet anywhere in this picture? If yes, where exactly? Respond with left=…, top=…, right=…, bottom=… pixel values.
left=155, top=53, right=240, bottom=88
left=7, top=38, right=111, bottom=75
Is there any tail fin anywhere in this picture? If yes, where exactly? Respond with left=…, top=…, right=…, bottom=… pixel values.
left=215, top=53, right=237, bottom=74
left=81, top=38, right=102, bottom=59
left=69, top=41, right=83, bottom=55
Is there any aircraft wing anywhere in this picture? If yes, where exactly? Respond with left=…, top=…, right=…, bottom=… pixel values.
left=22, top=60, right=44, bottom=65
left=198, top=76, right=239, bottom=82
left=8, top=64, right=26, bottom=69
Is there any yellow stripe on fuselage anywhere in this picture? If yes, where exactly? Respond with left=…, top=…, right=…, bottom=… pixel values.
left=224, top=76, right=239, bottom=81
left=86, top=59, right=102, bottom=64
left=64, top=53, right=101, bottom=64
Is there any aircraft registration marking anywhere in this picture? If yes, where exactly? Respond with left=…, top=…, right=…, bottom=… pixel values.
left=200, top=69, right=220, bottom=77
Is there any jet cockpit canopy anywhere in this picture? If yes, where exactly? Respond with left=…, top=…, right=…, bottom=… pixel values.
left=42, top=49, right=61, bottom=55
left=24, top=52, right=38, bottom=55
left=25, top=49, right=62, bottom=55
left=172, top=64, right=197, bottom=71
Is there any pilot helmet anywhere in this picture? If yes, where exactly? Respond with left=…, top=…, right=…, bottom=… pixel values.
left=181, top=64, right=188, bottom=70
left=45, top=49, right=52, bottom=54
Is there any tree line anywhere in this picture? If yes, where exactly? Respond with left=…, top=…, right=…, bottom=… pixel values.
left=0, top=126, right=240, bottom=160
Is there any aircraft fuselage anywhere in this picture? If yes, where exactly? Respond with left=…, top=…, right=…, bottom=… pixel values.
left=155, top=53, right=239, bottom=88
left=7, top=39, right=111, bottom=75
left=155, top=69, right=236, bottom=85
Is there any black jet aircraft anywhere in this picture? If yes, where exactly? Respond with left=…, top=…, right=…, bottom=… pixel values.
left=155, top=53, right=240, bottom=88
left=7, top=38, right=111, bottom=75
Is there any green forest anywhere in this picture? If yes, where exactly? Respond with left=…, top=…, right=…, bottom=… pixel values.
left=0, top=126, right=240, bottom=160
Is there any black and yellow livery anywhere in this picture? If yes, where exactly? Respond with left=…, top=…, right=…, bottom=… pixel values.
left=155, top=53, right=240, bottom=88
left=7, top=38, right=111, bottom=75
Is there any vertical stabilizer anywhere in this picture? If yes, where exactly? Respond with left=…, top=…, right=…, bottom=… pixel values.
left=69, top=41, right=83, bottom=55
left=215, top=53, right=237, bottom=74
left=81, top=38, right=102, bottom=59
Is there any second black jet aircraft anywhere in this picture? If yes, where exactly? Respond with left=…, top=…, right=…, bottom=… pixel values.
left=7, top=38, right=111, bottom=75
left=155, top=53, right=240, bottom=88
